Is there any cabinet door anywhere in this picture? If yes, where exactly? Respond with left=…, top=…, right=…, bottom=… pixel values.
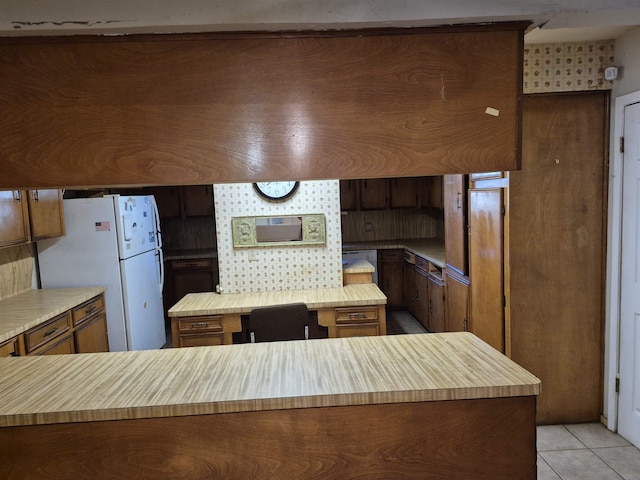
left=182, top=185, right=214, bottom=217
left=378, top=249, right=404, bottom=308
left=31, top=334, right=75, bottom=355
left=171, top=259, right=217, bottom=303
left=414, top=271, right=430, bottom=330
left=0, top=190, right=30, bottom=247
left=147, top=186, right=181, bottom=218
left=468, top=188, right=504, bottom=353
left=28, top=189, right=64, bottom=241
left=74, top=313, right=109, bottom=353
left=339, top=180, right=358, bottom=211
left=428, top=276, right=445, bottom=333
left=389, top=178, right=417, bottom=209
left=0, top=337, right=19, bottom=357
left=403, top=261, right=417, bottom=318
left=444, top=174, right=468, bottom=275
left=445, top=271, right=469, bottom=332
left=429, top=176, right=444, bottom=210
left=359, top=179, right=388, bottom=210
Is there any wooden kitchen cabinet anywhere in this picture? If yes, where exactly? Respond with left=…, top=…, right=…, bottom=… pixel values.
left=0, top=336, right=20, bottom=357
left=0, top=190, right=30, bottom=248
left=173, top=315, right=224, bottom=348
left=417, top=176, right=444, bottom=210
left=468, top=187, right=505, bottom=353
left=445, top=271, right=469, bottom=333
left=334, top=306, right=381, bottom=338
left=444, top=174, right=468, bottom=276
left=170, top=258, right=219, bottom=305
left=359, top=179, right=388, bottom=210
left=72, top=294, right=109, bottom=354
left=389, top=178, right=417, bottom=209
left=339, top=180, right=358, bottom=211
left=148, top=185, right=214, bottom=219
left=0, top=189, right=64, bottom=248
left=24, top=311, right=74, bottom=356
left=377, top=249, right=404, bottom=308
left=27, top=189, right=65, bottom=241
left=414, top=257, right=430, bottom=331
left=428, top=273, right=445, bottom=333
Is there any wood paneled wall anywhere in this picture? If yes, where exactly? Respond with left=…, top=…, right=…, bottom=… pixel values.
left=0, top=24, right=525, bottom=190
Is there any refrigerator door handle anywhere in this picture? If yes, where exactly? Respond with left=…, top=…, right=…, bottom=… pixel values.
left=151, top=195, right=163, bottom=249
left=157, top=248, right=165, bottom=294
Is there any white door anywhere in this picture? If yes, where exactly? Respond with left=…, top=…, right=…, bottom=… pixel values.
left=619, top=101, right=640, bottom=447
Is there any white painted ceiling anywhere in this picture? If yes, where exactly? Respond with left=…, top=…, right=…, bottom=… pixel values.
left=1, top=0, right=640, bottom=43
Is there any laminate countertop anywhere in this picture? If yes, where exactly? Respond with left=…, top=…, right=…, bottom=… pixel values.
left=0, top=287, right=107, bottom=344
left=168, top=283, right=387, bottom=317
left=343, top=238, right=445, bottom=267
left=0, top=332, right=540, bottom=427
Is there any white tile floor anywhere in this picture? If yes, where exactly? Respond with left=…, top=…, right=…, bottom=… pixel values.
left=538, top=423, right=640, bottom=479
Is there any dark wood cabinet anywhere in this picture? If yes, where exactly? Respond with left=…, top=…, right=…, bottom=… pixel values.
left=417, top=177, right=444, bottom=210
left=445, top=271, right=469, bottom=333
left=170, top=258, right=219, bottom=305
left=378, top=249, right=404, bottom=308
left=444, top=174, right=468, bottom=276
left=149, top=185, right=213, bottom=219
left=339, top=180, right=358, bottom=211
left=389, top=178, right=417, bottom=209
left=414, top=266, right=430, bottom=331
left=427, top=274, right=445, bottom=333
left=360, top=179, right=388, bottom=210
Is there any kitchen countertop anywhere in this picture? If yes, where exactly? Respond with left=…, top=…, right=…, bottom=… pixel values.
left=168, top=283, right=387, bottom=317
left=0, top=287, right=107, bottom=344
left=341, top=257, right=374, bottom=273
left=0, top=332, right=540, bottom=427
left=342, top=238, right=445, bottom=267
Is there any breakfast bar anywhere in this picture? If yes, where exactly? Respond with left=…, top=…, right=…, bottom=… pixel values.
left=0, top=332, right=540, bottom=479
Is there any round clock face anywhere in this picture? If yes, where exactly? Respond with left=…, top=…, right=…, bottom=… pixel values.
left=253, top=181, right=299, bottom=201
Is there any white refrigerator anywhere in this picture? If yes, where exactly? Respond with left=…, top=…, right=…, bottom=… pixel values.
left=38, top=195, right=166, bottom=351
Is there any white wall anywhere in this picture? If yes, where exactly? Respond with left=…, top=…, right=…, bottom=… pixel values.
left=611, top=26, right=640, bottom=96
left=214, top=181, right=343, bottom=294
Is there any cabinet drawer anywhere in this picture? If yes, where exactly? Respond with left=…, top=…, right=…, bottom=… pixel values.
left=380, top=249, right=403, bottom=261
left=172, top=259, right=213, bottom=270
left=24, top=312, right=72, bottom=354
left=31, top=333, right=75, bottom=356
left=178, top=333, right=224, bottom=348
left=336, top=322, right=380, bottom=338
left=177, top=315, right=223, bottom=333
left=0, top=337, right=19, bottom=357
left=71, top=295, right=105, bottom=326
left=335, top=306, right=379, bottom=324
left=415, top=256, right=428, bottom=275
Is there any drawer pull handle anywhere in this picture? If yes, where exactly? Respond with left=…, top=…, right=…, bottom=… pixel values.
left=43, top=327, right=59, bottom=337
left=85, top=306, right=97, bottom=315
left=191, top=322, right=210, bottom=329
left=349, top=313, right=366, bottom=319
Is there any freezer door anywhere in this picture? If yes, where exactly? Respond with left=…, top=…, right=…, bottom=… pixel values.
left=120, top=250, right=167, bottom=350
left=112, top=195, right=159, bottom=259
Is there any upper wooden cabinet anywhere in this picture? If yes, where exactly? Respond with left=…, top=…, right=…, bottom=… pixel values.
left=0, top=190, right=30, bottom=248
left=27, top=189, right=65, bottom=241
left=360, top=179, right=388, bottom=210
left=0, top=25, right=525, bottom=189
left=389, top=178, right=417, bottom=209
left=0, top=189, right=64, bottom=248
left=149, top=185, right=214, bottom=219
left=443, top=175, right=468, bottom=276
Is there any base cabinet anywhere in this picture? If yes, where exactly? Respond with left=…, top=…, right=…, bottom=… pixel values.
left=334, top=306, right=381, bottom=338
left=378, top=249, right=404, bottom=308
left=445, top=271, right=469, bottom=333
left=428, top=275, right=445, bottom=333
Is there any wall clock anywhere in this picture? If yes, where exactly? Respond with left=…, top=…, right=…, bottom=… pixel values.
left=253, top=181, right=300, bottom=201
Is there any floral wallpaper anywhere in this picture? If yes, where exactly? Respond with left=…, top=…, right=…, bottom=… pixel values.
left=524, top=41, right=615, bottom=93
left=214, top=181, right=343, bottom=294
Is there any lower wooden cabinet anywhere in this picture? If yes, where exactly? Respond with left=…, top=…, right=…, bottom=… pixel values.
left=334, top=306, right=380, bottom=338
left=9, top=293, right=108, bottom=357
left=428, top=274, right=445, bottom=333
left=170, top=258, right=219, bottom=305
left=445, top=270, right=469, bottom=333
left=172, top=315, right=225, bottom=347
left=0, top=336, right=20, bottom=357
left=378, top=249, right=404, bottom=308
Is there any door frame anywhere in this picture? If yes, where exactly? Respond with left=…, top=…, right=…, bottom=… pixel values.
left=605, top=89, right=640, bottom=431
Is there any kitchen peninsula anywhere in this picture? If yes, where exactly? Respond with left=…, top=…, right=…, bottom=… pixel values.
left=0, top=332, right=540, bottom=479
